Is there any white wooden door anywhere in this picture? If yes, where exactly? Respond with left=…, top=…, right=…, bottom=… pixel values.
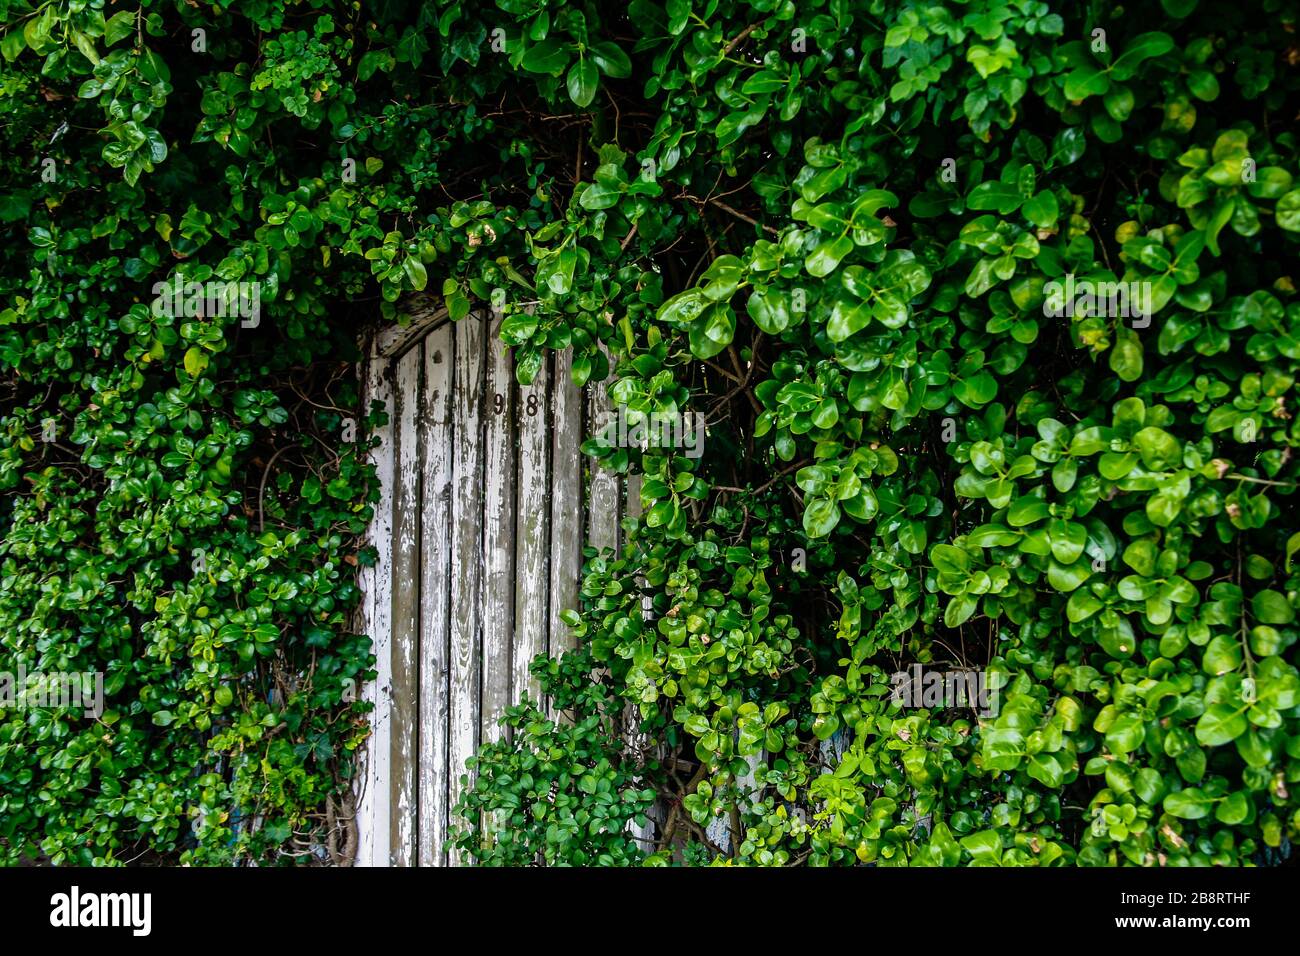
left=353, top=301, right=625, bottom=866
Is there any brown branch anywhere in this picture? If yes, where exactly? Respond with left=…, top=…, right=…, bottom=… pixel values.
left=712, top=458, right=810, bottom=495
left=723, top=22, right=762, bottom=56
left=257, top=446, right=293, bottom=532
left=709, top=198, right=780, bottom=235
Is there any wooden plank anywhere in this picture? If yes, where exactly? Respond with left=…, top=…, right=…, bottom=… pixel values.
left=374, top=296, right=449, bottom=360
left=548, top=349, right=583, bottom=662
left=704, top=751, right=763, bottom=858
left=481, top=315, right=515, bottom=744
left=355, top=354, right=394, bottom=867
left=417, top=325, right=453, bottom=866
left=622, top=473, right=654, bottom=851
left=388, top=346, right=422, bottom=866
left=586, top=348, right=620, bottom=558
left=514, top=355, right=550, bottom=706
left=448, top=312, right=486, bottom=867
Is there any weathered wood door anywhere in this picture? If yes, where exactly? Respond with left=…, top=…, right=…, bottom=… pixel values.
left=353, top=300, right=625, bottom=866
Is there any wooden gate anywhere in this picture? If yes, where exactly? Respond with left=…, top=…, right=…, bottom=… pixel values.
left=353, top=298, right=628, bottom=866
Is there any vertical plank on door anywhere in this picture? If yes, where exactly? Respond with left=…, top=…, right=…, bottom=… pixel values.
left=481, top=314, right=515, bottom=745
left=622, top=473, right=654, bottom=851
left=548, top=349, right=583, bottom=662
left=586, top=349, right=620, bottom=558
left=356, top=355, right=394, bottom=867
left=448, top=314, right=486, bottom=867
left=418, top=324, right=453, bottom=866
left=389, top=346, right=422, bottom=866
left=514, top=356, right=550, bottom=706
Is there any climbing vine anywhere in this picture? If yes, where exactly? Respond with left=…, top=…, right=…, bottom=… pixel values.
left=2, top=0, right=1300, bottom=866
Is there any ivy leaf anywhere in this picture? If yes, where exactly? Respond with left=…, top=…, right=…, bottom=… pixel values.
left=1064, top=65, right=1110, bottom=101
left=687, top=302, right=734, bottom=360
left=104, top=10, right=136, bottom=46
left=588, top=41, right=631, bottom=78
left=827, top=300, right=872, bottom=342
left=521, top=38, right=569, bottom=75
left=967, top=181, right=1023, bottom=214
left=805, top=236, right=853, bottom=277
left=1196, top=704, right=1247, bottom=746
left=1105, top=715, right=1145, bottom=754
left=402, top=256, right=428, bottom=291
left=1021, top=190, right=1059, bottom=227
left=1026, top=753, right=1064, bottom=787
left=1164, top=787, right=1213, bottom=819
left=1215, top=791, right=1250, bottom=825
left=183, top=347, right=209, bottom=378
left=747, top=288, right=792, bottom=334
left=1202, top=634, right=1242, bottom=675
left=1275, top=190, right=1300, bottom=232
left=1252, top=589, right=1294, bottom=625
left=1110, top=32, right=1175, bottom=82
left=1109, top=329, right=1144, bottom=382
left=567, top=58, right=600, bottom=107
left=944, top=593, right=978, bottom=628
left=803, top=496, right=841, bottom=538
left=959, top=830, right=1003, bottom=864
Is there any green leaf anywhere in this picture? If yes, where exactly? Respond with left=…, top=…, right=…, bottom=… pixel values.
left=688, top=302, right=735, bottom=360
left=1111, top=32, right=1175, bottom=82
left=1186, top=69, right=1219, bottom=102
left=805, top=236, right=853, bottom=278
left=657, top=289, right=707, bottom=327
left=403, top=256, right=428, bottom=291
left=105, top=10, right=137, bottom=46
left=1047, top=559, right=1091, bottom=592
left=1027, top=753, right=1065, bottom=787
left=1164, top=787, right=1213, bottom=819
left=547, top=246, right=577, bottom=294
left=1253, top=589, right=1295, bottom=625
left=1106, top=714, right=1145, bottom=754
left=579, top=181, right=623, bottom=210
left=1048, top=519, right=1087, bottom=564
left=959, top=830, right=1003, bottom=864
left=1215, top=791, right=1250, bottom=825
left=967, top=181, right=1023, bottom=214
left=827, top=299, right=873, bottom=342
left=588, top=41, right=631, bottom=78
left=183, top=347, right=209, bottom=377
left=1109, top=329, right=1143, bottom=382
left=1064, top=65, right=1110, bottom=101
left=747, top=288, right=792, bottom=335
left=944, top=593, right=978, bottom=628
left=803, top=496, right=841, bottom=538
left=1274, top=190, right=1300, bottom=231
left=1195, top=704, right=1247, bottom=746
left=1202, top=634, right=1242, bottom=675
left=1132, top=426, right=1180, bottom=471
left=521, top=38, right=570, bottom=75
left=1021, top=190, right=1059, bottom=227
left=567, top=58, right=600, bottom=107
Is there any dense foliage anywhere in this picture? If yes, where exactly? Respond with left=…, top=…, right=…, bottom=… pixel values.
left=3, top=0, right=1300, bottom=866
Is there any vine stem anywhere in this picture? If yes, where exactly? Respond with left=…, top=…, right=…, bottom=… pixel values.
left=1227, top=473, right=1296, bottom=488
left=722, top=22, right=762, bottom=56
left=712, top=458, right=809, bottom=495
left=258, top=446, right=292, bottom=532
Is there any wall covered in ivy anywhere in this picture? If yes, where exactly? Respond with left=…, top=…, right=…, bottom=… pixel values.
left=2, top=0, right=1299, bottom=866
